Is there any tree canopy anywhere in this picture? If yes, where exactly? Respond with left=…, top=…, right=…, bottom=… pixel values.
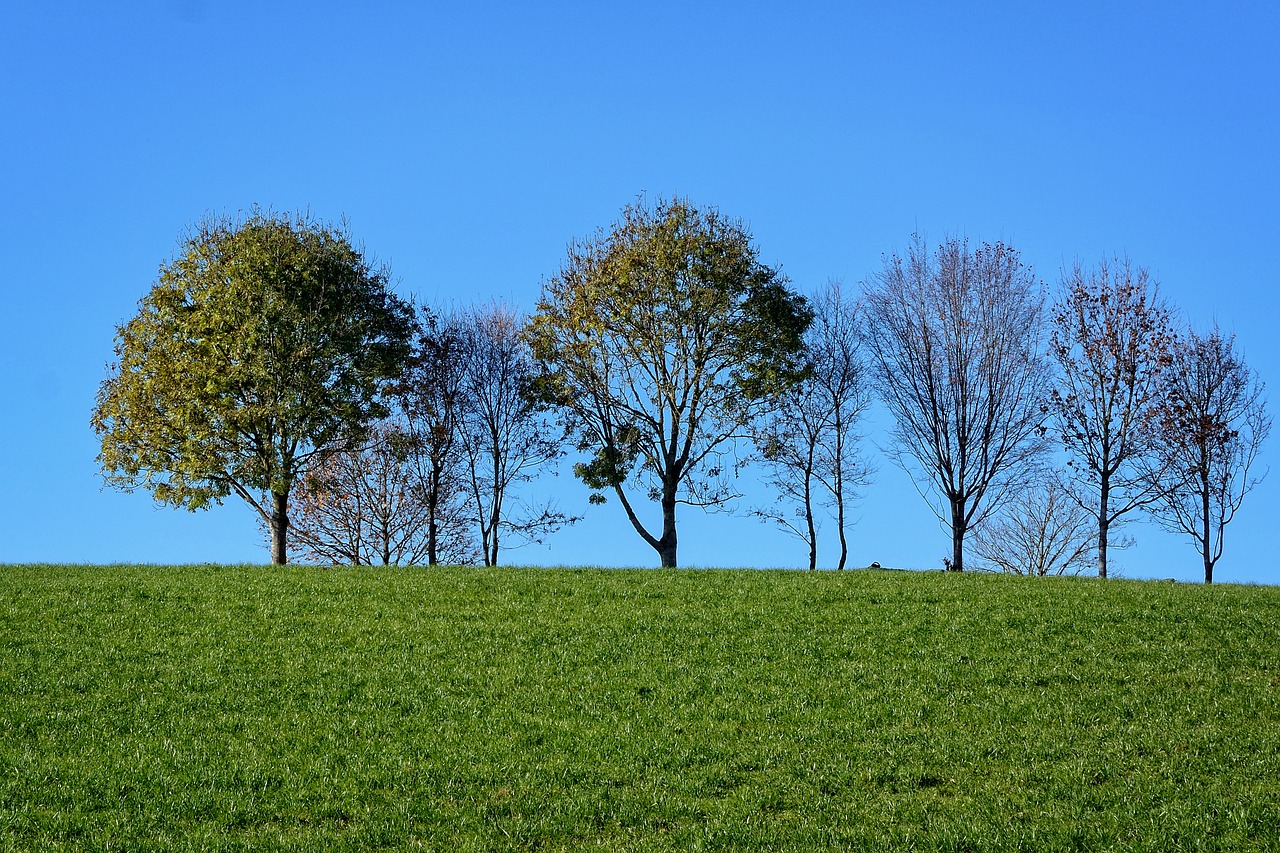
left=91, top=210, right=416, bottom=564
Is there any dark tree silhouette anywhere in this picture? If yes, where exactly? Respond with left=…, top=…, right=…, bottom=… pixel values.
left=861, top=235, right=1051, bottom=572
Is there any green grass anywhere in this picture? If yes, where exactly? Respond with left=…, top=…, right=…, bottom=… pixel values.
left=1, top=566, right=1278, bottom=851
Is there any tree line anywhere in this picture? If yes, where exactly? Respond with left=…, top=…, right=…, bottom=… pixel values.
left=92, top=202, right=1269, bottom=582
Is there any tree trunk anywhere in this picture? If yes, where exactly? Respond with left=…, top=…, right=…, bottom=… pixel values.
left=835, top=484, right=848, bottom=571
left=1203, top=484, right=1213, bottom=584
left=804, top=472, right=817, bottom=571
left=1097, top=480, right=1110, bottom=579
left=657, top=481, right=678, bottom=568
left=949, top=498, right=965, bottom=571
left=487, top=450, right=503, bottom=566
left=427, top=462, right=441, bottom=566
left=269, top=490, right=289, bottom=565
left=833, top=436, right=848, bottom=571
left=489, top=483, right=503, bottom=567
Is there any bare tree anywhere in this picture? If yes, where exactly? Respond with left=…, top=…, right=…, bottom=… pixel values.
left=752, top=280, right=874, bottom=570
left=457, top=302, right=578, bottom=566
left=395, top=310, right=472, bottom=565
left=1050, top=257, right=1177, bottom=578
left=972, top=478, right=1095, bottom=576
left=285, top=421, right=477, bottom=566
left=751, top=381, right=828, bottom=571
left=1147, top=327, right=1270, bottom=583
left=861, top=235, right=1051, bottom=572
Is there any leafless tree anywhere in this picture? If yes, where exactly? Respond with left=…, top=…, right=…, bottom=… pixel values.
left=861, top=235, right=1051, bottom=572
left=395, top=309, right=472, bottom=565
left=972, top=478, right=1095, bottom=576
left=1146, top=327, right=1270, bottom=583
left=752, top=280, right=874, bottom=570
left=284, top=421, right=477, bottom=566
left=456, top=302, right=578, bottom=566
left=1050, top=257, right=1177, bottom=578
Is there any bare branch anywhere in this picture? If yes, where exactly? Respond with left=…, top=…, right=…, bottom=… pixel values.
left=1145, top=326, right=1271, bottom=583
left=861, top=235, right=1051, bottom=572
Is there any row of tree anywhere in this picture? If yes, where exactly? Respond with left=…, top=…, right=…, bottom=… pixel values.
left=92, top=202, right=1268, bottom=582
left=282, top=302, right=574, bottom=567
left=857, top=238, right=1268, bottom=583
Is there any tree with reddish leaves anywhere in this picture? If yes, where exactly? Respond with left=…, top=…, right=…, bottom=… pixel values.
left=1147, top=328, right=1270, bottom=583
left=1049, top=256, right=1176, bottom=579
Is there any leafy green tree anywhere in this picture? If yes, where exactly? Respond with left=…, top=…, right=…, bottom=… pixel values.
left=529, top=197, right=812, bottom=567
left=92, top=211, right=416, bottom=564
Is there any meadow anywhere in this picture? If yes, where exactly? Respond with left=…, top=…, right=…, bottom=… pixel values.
left=1, top=565, right=1277, bottom=851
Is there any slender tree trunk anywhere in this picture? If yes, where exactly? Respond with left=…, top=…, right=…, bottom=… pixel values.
left=489, top=473, right=503, bottom=567
left=488, top=449, right=503, bottom=566
left=835, top=480, right=848, bottom=571
left=803, top=470, right=817, bottom=571
left=427, top=462, right=441, bottom=566
left=949, top=498, right=965, bottom=572
left=269, top=490, right=289, bottom=565
left=833, top=429, right=848, bottom=571
left=1203, top=482, right=1213, bottom=584
left=1097, top=479, right=1110, bottom=579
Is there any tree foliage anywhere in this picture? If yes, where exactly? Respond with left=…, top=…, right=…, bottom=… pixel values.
left=91, top=210, right=415, bottom=564
left=1050, top=257, right=1176, bottom=578
left=861, top=235, right=1051, bottom=572
left=528, top=197, right=812, bottom=567
left=752, top=280, right=873, bottom=570
left=1147, top=327, right=1270, bottom=583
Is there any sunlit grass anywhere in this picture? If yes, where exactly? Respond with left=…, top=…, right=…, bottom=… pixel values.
left=1, top=565, right=1277, bottom=850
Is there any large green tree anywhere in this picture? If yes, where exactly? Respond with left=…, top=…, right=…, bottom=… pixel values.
left=92, top=211, right=416, bottom=564
left=528, top=197, right=812, bottom=567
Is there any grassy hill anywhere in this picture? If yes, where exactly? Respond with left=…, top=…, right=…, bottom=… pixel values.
left=1, top=565, right=1277, bottom=851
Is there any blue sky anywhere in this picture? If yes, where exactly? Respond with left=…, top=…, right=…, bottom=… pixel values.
left=2, top=2, right=1277, bottom=582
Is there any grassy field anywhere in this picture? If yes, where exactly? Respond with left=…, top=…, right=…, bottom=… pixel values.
left=1, top=565, right=1277, bottom=851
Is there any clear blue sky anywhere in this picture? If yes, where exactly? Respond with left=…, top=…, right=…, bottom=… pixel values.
left=2, top=1, right=1277, bottom=583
